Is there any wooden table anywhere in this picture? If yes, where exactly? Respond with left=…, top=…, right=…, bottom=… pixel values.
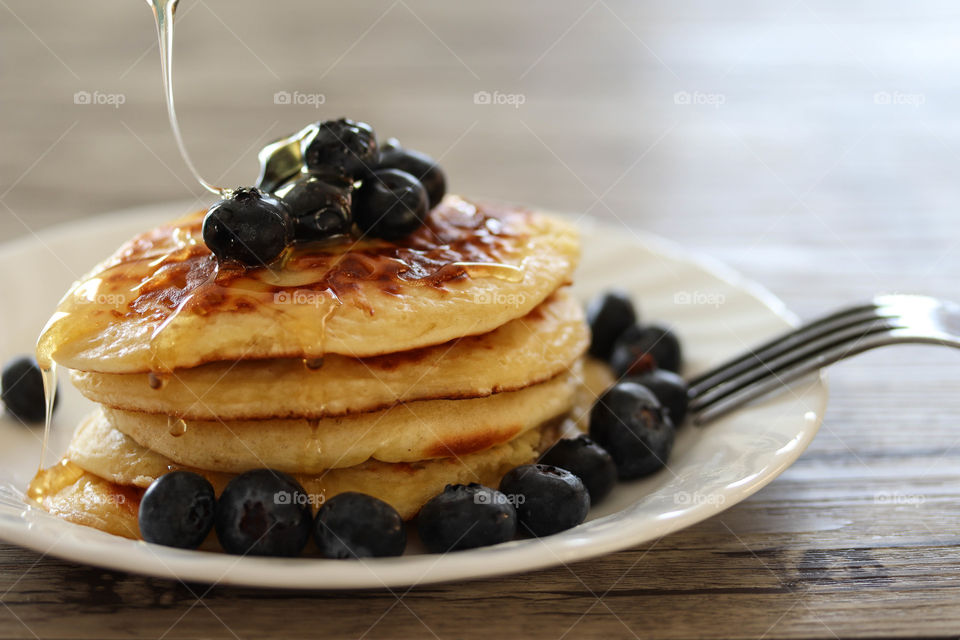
left=3, top=0, right=960, bottom=637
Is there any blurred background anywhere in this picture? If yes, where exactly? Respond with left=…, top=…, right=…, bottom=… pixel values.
left=3, top=0, right=959, bottom=314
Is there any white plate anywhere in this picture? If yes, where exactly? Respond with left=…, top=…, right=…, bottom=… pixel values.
left=0, top=202, right=827, bottom=589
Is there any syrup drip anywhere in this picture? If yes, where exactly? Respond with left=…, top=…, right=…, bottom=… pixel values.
left=168, top=416, right=188, bottom=437
left=148, top=371, right=169, bottom=389
left=37, top=364, right=57, bottom=474
left=147, top=0, right=224, bottom=196
left=303, top=358, right=324, bottom=370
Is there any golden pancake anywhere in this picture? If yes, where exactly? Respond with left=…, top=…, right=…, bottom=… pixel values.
left=37, top=197, right=580, bottom=374
left=68, top=288, right=588, bottom=420
left=35, top=416, right=566, bottom=528
left=102, top=366, right=580, bottom=474
left=29, top=460, right=143, bottom=539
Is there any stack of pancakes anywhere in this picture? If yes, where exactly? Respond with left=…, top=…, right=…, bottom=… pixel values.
left=30, top=197, right=610, bottom=541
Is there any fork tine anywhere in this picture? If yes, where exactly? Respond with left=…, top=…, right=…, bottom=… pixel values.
left=692, top=331, right=896, bottom=425
left=687, top=302, right=889, bottom=397
left=689, top=317, right=900, bottom=414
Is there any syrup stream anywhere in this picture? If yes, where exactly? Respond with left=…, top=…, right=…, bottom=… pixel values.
left=148, top=0, right=223, bottom=196
left=38, top=364, right=57, bottom=473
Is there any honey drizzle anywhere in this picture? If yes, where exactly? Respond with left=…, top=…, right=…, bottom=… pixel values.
left=37, top=364, right=57, bottom=474
left=147, top=0, right=224, bottom=196
left=147, top=371, right=169, bottom=389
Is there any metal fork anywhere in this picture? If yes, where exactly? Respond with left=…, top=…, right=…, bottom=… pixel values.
left=688, top=295, right=960, bottom=425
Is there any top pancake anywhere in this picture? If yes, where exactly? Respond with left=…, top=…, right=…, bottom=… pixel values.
left=37, top=197, right=580, bottom=374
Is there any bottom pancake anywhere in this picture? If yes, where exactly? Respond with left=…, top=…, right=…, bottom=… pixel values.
left=29, top=412, right=570, bottom=539
left=28, top=460, right=144, bottom=539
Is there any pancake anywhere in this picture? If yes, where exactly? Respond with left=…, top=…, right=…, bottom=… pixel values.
left=36, top=416, right=566, bottom=527
left=37, top=197, right=580, bottom=374
left=28, top=460, right=143, bottom=539
left=69, top=288, right=588, bottom=420
left=102, top=366, right=580, bottom=474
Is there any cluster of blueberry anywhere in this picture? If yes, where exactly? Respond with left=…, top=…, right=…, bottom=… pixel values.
left=202, top=118, right=447, bottom=266
left=138, top=470, right=406, bottom=558
left=585, top=290, right=688, bottom=479
left=136, top=450, right=602, bottom=557
left=135, top=289, right=690, bottom=557
left=0, top=356, right=57, bottom=424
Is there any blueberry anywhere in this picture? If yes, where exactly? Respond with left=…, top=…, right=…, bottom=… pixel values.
left=279, top=177, right=352, bottom=242
left=377, top=146, right=446, bottom=209
left=304, top=118, right=379, bottom=178
left=627, top=369, right=690, bottom=426
left=590, top=382, right=675, bottom=480
left=586, top=290, right=637, bottom=360
left=1, top=356, right=56, bottom=424
left=609, top=324, right=682, bottom=375
left=417, top=484, right=516, bottom=553
left=202, top=188, right=293, bottom=266
left=539, top=436, right=617, bottom=504
left=313, top=492, right=406, bottom=559
left=500, top=464, right=590, bottom=537
left=138, top=471, right=215, bottom=549
left=214, top=469, right=312, bottom=557
left=353, top=169, right=429, bottom=240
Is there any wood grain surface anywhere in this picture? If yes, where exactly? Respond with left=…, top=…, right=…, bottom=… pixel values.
left=2, top=1, right=960, bottom=638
